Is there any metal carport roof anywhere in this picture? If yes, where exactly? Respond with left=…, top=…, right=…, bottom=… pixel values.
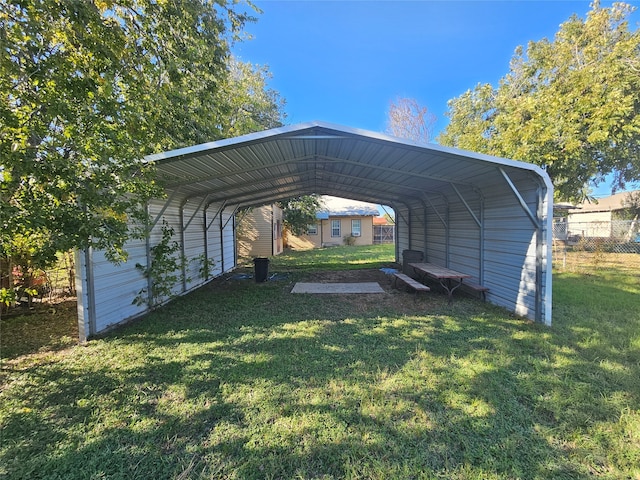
left=145, top=121, right=551, bottom=214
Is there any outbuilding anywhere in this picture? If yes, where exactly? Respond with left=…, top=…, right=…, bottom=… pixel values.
left=75, top=121, right=553, bottom=341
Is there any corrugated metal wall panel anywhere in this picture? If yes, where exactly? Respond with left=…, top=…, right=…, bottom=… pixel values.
left=395, top=205, right=410, bottom=261
left=408, top=205, right=426, bottom=253
left=148, top=202, right=184, bottom=298
left=481, top=183, right=540, bottom=318
left=88, top=237, right=149, bottom=334
left=221, top=209, right=236, bottom=273
left=183, top=201, right=207, bottom=290
left=74, top=250, right=90, bottom=342
left=206, top=202, right=224, bottom=278
left=425, top=200, right=447, bottom=265
left=76, top=196, right=238, bottom=340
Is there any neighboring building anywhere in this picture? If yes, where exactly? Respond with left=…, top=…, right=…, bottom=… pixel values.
left=288, top=196, right=381, bottom=249
left=568, top=191, right=639, bottom=222
left=237, top=204, right=284, bottom=257
left=373, top=216, right=395, bottom=244
left=566, top=190, right=639, bottom=239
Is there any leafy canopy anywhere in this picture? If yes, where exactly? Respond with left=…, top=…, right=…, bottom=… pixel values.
left=438, top=1, right=640, bottom=202
left=1, top=0, right=283, bottom=268
left=279, top=195, right=324, bottom=236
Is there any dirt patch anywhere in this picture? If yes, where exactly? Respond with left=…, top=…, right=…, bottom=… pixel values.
left=291, top=282, right=386, bottom=294
left=303, top=268, right=396, bottom=286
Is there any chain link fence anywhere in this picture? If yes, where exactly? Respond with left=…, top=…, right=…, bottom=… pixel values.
left=553, top=218, right=640, bottom=270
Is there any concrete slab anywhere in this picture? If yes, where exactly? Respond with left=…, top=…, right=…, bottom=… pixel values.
left=291, top=282, right=385, bottom=294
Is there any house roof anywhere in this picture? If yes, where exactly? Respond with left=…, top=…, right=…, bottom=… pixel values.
left=373, top=217, right=391, bottom=225
left=145, top=121, right=551, bottom=213
left=318, top=195, right=379, bottom=217
left=570, top=190, right=639, bottom=213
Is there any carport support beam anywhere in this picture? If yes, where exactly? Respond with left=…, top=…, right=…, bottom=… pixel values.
left=180, top=201, right=187, bottom=293
left=499, top=168, right=540, bottom=229
left=500, top=167, right=547, bottom=323
left=145, top=203, right=154, bottom=308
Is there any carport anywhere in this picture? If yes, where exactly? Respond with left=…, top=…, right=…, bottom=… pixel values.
left=75, top=121, right=553, bottom=341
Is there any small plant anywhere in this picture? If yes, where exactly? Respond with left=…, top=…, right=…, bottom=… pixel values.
left=134, top=219, right=183, bottom=307
left=192, top=253, right=215, bottom=280
left=0, top=287, right=16, bottom=315
left=591, top=237, right=605, bottom=270
left=343, top=234, right=356, bottom=246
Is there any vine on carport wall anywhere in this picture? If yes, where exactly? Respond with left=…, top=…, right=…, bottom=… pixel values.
left=134, top=219, right=183, bottom=307
left=192, top=253, right=214, bottom=281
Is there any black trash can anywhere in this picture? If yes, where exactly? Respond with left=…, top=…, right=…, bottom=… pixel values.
left=253, top=257, right=270, bottom=282
left=402, top=249, right=423, bottom=275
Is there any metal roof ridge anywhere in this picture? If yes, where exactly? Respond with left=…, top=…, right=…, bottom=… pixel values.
left=144, top=120, right=552, bottom=186
left=144, top=122, right=325, bottom=163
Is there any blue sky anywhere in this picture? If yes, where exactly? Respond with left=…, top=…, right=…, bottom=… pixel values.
left=233, top=0, right=639, bottom=198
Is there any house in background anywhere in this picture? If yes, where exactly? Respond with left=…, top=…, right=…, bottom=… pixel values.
left=287, top=196, right=381, bottom=249
left=237, top=204, right=284, bottom=258
left=566, top=190, right=639, bottom=239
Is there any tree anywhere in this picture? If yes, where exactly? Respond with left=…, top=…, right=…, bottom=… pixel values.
left=278, top=195, right=324, bottom=237
left=222, top=58, right=286, bottom=137
left=438, top=2, right=640, bottom=202
left=386, top=97, right=436, bottom=144
left=0, top=0, right=281, bottom=266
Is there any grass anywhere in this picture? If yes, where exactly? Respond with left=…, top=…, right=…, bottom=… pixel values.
left=0, top=300, right=78, bottom=359
left=241, top=244, right=397, bottom=272
left=1, top=245, right=639, bottom=479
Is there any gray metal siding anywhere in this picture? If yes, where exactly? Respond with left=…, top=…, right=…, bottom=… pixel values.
left=395, top=205, right=410, bottom=259
left=206, top=202, right=225, bottom=278
left=76, top=197, right=238, bottom=340
left=183, top=201, right=207, bottom=290
left=221, top=209, right=236, bottom=273
left=425, top=197, right=447, bottom=266
left=409, top=206, right=426, bottom=254
left=482, top=183, right=541, bottom=319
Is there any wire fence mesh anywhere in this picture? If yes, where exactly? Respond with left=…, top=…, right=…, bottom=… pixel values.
left=553, top=218, right=640, bottom=271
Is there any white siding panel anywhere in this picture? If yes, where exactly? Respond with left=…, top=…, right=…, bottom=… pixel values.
left=183, top=202, right=207, bottom=290
left=206, top=203, right=224, bottom=277
left=77, top=196, right=238, bottom=340
left=481, top=182, right=541, bottom=319
left=86, top=237, right=149, bottom=334
left=395, top=205, right=410, bottom=262
left=74, top=250, right=90, bottom=342
left=221, top=209, right=236, bottom=273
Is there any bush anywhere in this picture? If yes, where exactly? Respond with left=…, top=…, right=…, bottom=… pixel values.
left=343, top=234, right=356, bottom=246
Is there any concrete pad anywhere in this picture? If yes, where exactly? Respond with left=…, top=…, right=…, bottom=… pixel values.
left=291, top=282, right=385, bottom=294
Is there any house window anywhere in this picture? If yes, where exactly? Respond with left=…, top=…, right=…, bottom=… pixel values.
left=351, top=219, right=361, bottom=237
left=307, top=224, right=318, bottom=235
left=331, top=219, right=341, bottom=237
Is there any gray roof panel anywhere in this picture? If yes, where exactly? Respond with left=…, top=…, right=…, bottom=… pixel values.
left=147, top=121, right=552, bottom=209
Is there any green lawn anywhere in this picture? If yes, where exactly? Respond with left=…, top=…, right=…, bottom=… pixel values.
left=1, top=245, right=639, bottom=479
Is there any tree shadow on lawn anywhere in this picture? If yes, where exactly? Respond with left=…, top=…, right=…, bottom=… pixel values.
left=2, top=274, right=637, bottom=479
left=0, top=299, right=79, bottom=359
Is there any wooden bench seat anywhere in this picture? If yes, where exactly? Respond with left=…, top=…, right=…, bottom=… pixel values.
left=462, top=281, right=489, bottom=300
left=392, top=273, right=430, bottom=293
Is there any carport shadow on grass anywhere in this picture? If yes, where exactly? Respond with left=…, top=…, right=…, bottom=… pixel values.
left=4, top=269, right=636, bottom=479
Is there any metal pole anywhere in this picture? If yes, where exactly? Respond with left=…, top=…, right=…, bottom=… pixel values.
left=145, top=203, right=154, bottom=308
